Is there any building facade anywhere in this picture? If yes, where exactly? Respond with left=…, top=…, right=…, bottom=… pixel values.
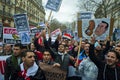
left=0, top=0, right=45, bottom=28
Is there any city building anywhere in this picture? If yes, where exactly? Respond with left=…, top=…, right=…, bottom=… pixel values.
left=0, top=0, right=45, bottom=28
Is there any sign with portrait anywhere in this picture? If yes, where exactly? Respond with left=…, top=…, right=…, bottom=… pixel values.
left=13, top=13, right=30, bottom=33
left=3, top=27, right=21, bottom=44
left=39, top=63, right=66, bottom=80
left=81, top=18, right=110, bottom=40
left=46, top=0, right=62, bottom=12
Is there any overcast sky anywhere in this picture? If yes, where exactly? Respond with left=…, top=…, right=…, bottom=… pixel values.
left=42, top=0, right=79, bottom=23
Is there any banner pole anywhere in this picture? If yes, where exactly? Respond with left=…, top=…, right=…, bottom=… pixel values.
left=76, top=20, right=82, bottom=64
left=48, top=10, right=53, bottom=22
left=109, top=18, right=114, bottom=38
left=45, top=10, right=52, bottom=30
left=76, top=37, right=82, bottom=63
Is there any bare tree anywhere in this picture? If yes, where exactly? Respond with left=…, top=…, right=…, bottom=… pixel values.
left=50, top=18, right=67, bottom=32
left=77, top=0, right=100, bottom=12
left=77, top=0, right=118, bottom=18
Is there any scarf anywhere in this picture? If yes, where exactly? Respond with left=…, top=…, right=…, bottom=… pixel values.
left=18, top=62, right=38, bottom=80
left=12, top=55, right=18, bottom=68
left=58, top=52, right=65, bottom=61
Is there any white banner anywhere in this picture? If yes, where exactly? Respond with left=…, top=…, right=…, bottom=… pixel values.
left=0, top=55, right=11, bottom=80
left=3, top=27, right=21, bottom=44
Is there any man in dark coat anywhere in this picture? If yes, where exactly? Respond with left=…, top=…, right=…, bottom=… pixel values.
left=4, top=43, right=23, bottom=80
left=14, top=50, right=46, bottom=80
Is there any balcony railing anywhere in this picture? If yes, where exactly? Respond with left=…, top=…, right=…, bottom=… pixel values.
left=4, top=11, right=13, bottom=18
left=29, top=20, right=37, bottom=26
left=0, top=10, right=13, bottom=18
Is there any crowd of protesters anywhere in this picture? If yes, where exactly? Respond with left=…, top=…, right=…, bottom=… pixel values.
left=0, top=27, right=120, bottom=80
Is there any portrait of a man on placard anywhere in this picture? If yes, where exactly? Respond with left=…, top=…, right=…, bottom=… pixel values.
left=94, top=21, right=109, bottom=36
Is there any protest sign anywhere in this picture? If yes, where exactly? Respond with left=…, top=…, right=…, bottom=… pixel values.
left=30, top=28, right=43, bottom=36
left=3, top=27, right=21, bottom=44
left=19, top=32, right=30, bottom=44
left=82, top=18, right=110, bottom=40
left=13, top=13, right=30, bottom=33
left=0, top=55, right=11, bottom=80
left=51, top=28, right=61, bottom=37
left=77, top=12, right=93, bottom=20
left=46, top=0, right=62, bottom=12
left=40, top=63, right=66, bottom=80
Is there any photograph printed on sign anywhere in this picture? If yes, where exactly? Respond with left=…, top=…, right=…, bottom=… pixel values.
left=82, top=18, right=110, bottom=40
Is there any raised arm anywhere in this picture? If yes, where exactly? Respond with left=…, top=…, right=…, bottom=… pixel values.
left=89, top=36, right=103, bottom=68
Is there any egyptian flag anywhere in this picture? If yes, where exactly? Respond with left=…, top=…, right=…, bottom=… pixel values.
left=38, top=37, right=43, bottom=46
left=35, top=32, right=43, bottom=46
left=63, top=33, right=72, bottom=40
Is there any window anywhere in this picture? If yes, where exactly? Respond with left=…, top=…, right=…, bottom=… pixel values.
left=6, top=0, right=10, bottom=4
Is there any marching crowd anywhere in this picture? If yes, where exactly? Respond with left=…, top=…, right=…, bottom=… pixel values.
left=0, top=27, right=120, bottom=80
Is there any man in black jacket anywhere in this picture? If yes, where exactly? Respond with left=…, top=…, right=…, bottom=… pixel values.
left=89, top=37, right=120, bottom=80
left=14, top=50, right=46, bottom=80
left=4, top=43, right=23, bottom=80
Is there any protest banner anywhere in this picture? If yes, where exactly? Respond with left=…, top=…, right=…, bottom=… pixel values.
left=38, top=22, right=46, bottom=28
left=39, top=63, right=66, bottom=80
left=51, top=28, right=61, bottom=37
left=0, top=55, right=11, bottom=80
left=45, top=0, right=63, bottom=26
left=77, top=12, right=93, bottom=20
left=13, top=13, right=30, bottom=33
left=30, top=28, right=43, bottom=36
left=3, top=27, right=21, bottom=44
left=46, top=0, right=62, bottom=12
left=0, top=55, right=11, bottom=74
left=82, top=18, right=110, bottom=40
